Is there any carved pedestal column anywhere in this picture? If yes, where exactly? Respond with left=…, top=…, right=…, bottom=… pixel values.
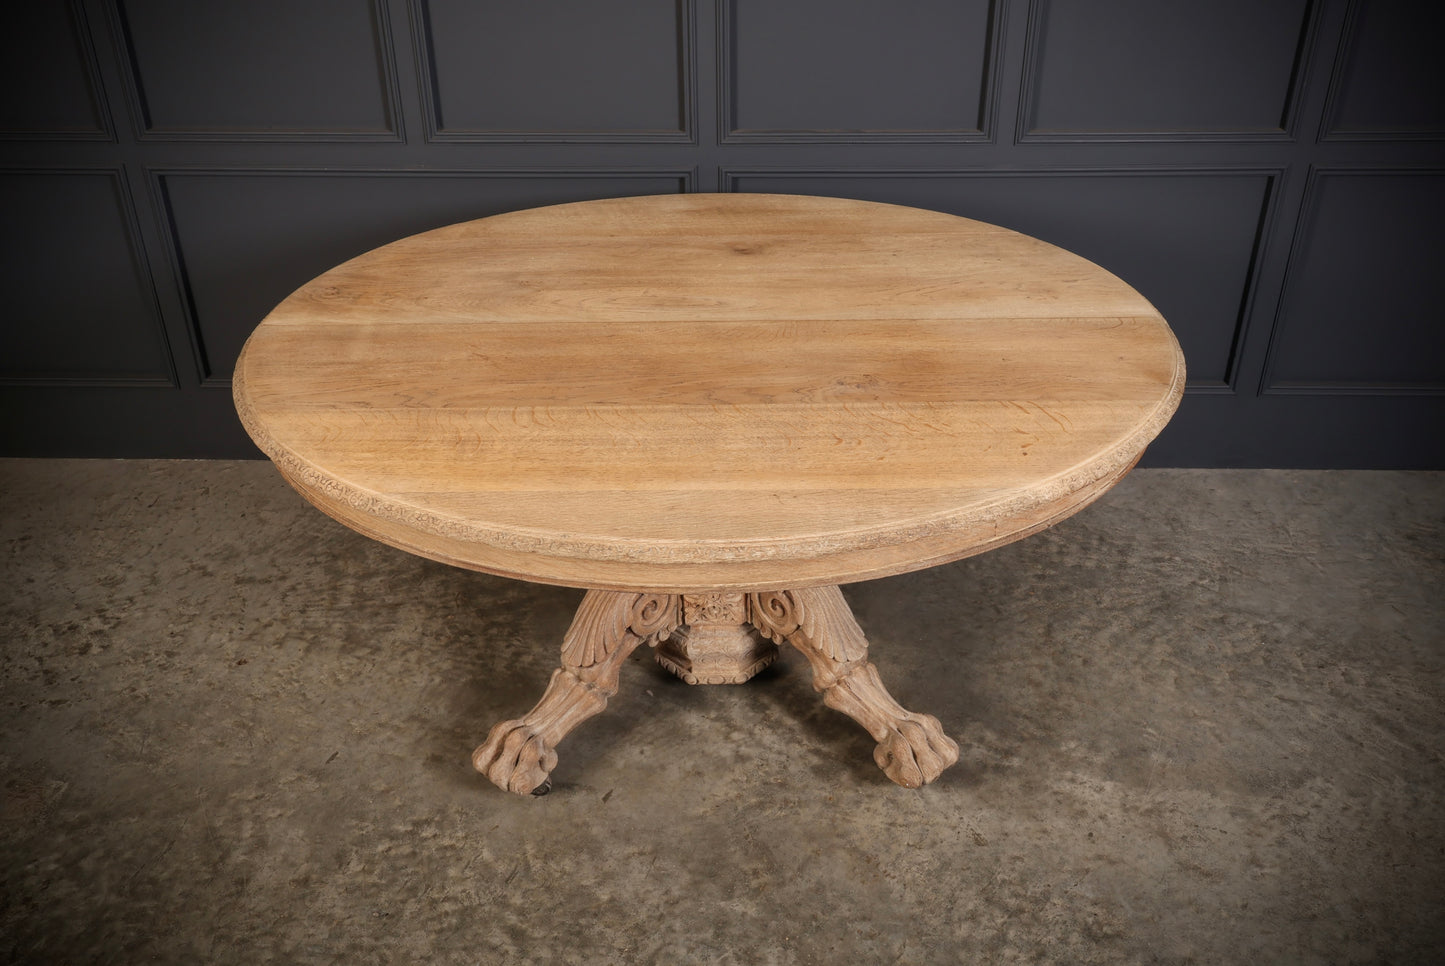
left=654, top=592, right=779, bottom=685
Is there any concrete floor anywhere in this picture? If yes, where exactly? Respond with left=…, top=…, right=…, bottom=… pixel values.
left=1, top=460, right=1441, bottom=965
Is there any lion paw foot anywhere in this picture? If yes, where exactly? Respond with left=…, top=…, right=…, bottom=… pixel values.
left=874, top=715, right=960, bottom=788
left=472, top=719, right=558, bottom=796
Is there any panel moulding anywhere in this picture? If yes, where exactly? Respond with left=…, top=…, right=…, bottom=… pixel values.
left=1316, top=0, right=1445, bottom=142
left=1258, top=166, right=1445, bottom=396
left=411, top=0, right=697, bottom=143
left=1015, top=0, right=1322, bottom=143
left=0, top=0, right=114, bottom=142
left=0, top=166, right=178, bottom=388
left=111, top=0, right=405, bottom=142
left=718, top=0, right=1005, bottom=143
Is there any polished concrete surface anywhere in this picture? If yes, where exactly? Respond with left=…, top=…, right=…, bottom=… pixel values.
left=1, top=460, right=1442, bottom=965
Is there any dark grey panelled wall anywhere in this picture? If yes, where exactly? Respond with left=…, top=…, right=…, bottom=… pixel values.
left=2, top=0, right=1442, bottom=466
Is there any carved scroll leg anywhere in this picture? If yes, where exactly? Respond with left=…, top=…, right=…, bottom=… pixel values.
left=473, top=591, right=680, bottom=796
left=750, top=586, right=960, bottom=789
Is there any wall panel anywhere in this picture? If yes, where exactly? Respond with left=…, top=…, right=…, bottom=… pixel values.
left=1264, top=169, right=1445, bottom=392
left=114, top=0, right=400, bottom=139
left=415, top=0, right=692, bottom=140
left=1319, top=0, right=1445, bottom=139
left=1019, top=0, right=1314, bottom=140
left=0, top=1, right=110, bottom=139
left=0, top=169, right=172, bottom=385
left=723, top=0, right=999, bottom=141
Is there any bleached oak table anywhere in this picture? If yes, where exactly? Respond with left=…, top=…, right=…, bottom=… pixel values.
left=233, top=193, right=1185, bottom=796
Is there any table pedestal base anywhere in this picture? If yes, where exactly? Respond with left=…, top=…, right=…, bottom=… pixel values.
left=472, top=586, right=959, bottom=796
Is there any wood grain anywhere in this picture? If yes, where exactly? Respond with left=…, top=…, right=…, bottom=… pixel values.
left=234, top=193, right=1185, bottom=591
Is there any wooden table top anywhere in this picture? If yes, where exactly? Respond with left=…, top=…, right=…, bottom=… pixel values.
left=234, top=193, right=1185, bottom=592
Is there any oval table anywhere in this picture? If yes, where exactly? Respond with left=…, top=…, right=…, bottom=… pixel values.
left=233, top=193, right=1185, bottom=796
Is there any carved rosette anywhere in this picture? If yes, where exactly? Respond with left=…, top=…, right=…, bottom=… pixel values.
left=683, top=592, right=748, bottom=626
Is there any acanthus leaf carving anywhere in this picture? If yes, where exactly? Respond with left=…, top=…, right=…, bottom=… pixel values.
left=560, top=591, right=681, bottom=668
left=748, top=586, right=867, bottom=664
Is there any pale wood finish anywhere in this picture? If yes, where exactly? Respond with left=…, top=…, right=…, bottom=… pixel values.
left=234, top=193, right=1185, bottom=594
left=654, top=592, right=779, bottom=685
left=234, top=193, right=1185, bottom=794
